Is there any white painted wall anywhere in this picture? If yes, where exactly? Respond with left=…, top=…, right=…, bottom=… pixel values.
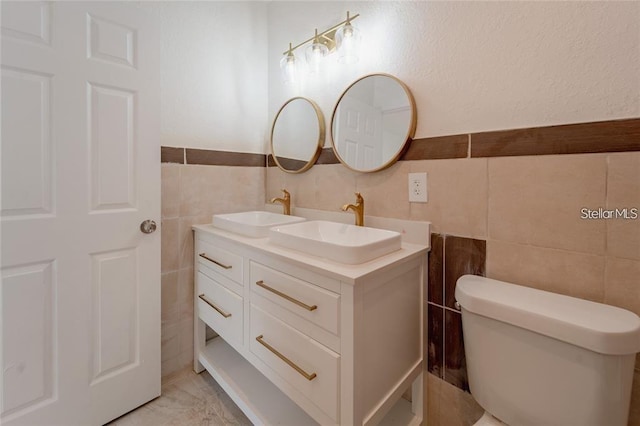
left=141, top=1, right=269, bottom=154
left=141, top=1, right=638, bottom=154
left=267, top=1, right=640, bottom=147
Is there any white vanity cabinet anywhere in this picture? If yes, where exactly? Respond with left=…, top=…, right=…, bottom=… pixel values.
left=193, top=225, right=427, bottom=426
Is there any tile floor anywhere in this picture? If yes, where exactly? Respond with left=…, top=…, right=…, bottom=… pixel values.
left=108, top=368, right=250, bottom=426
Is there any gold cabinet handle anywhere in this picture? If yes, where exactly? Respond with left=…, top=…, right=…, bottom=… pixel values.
left=255, top=335, right=317, bottom=381
left=255, top=280, right=317, bottom=312
left=198, top=294, right=232, bottom=318
left=199, top=253, right=232, bottom=270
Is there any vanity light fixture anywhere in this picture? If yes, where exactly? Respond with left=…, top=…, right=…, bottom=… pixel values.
left=280, top=11, right=360, bottom=83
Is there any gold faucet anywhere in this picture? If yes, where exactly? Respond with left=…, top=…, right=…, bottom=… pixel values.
left=270, top=189, right=291, bottom=215
left=341, top=192, right=365, bottom=226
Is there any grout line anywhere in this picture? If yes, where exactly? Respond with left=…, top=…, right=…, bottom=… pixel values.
left=178, top=162, right=183, bottom=218
left=443, top=305, right=461, bottom=314
left=486, top=157, right=490, bottom=241
left=426, top=301, right=462, bottom=315
left=467, top=134, right=471, bottom=158
left=441, top=301, right=446, bottom=382
left=604, top=154, right=610, bottom=256
left=603, top=154, right=610, bottom=303
left=441, top=235, right=447, bottom=379
left=442, top=234, right=446, bottom=310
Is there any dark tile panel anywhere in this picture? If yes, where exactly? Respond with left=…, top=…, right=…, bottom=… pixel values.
left=427, top=303, right=444, bottom=379
left=428, top=234, right=444, bottom=305
left=401, top=135, right=469, bottom=160
left=470, top=118, right=640, bottom=158
left=444, top=310, right=469, bottom=392
left=161, top=146, right=184, bottom=164
left=316, top=147, right=340, bottom=165
left=186, top=149, right=266, bottom=167
left=274, top=156, right=308, bottom=171
left=268, top=149, right=337, bottom=167
left=444, top=236, right=486, bottom=309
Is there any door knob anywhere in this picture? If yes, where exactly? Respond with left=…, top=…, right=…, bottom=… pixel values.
left=140, top=220, right=157, bottom=234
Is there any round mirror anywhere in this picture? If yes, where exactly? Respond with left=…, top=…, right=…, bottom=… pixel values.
left=270, top=97, right=325, bottom=174
left=330, top=74, right=416, bottom=173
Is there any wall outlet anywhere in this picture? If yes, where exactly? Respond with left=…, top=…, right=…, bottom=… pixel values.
left=408, top=172, right=428, bottom=203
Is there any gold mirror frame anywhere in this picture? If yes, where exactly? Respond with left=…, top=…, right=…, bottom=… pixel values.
left=330, top=73, right=417, bottom=173
left=270, top=97, right=325, bottom=174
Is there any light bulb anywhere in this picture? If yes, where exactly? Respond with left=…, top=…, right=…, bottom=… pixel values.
left=336, top=21, right=361, bottom=64
left=305, top=43, right=328, bottom=75
left=280, top=44, right=298, bottom=85
left=305, top=29, right=329, bottom=75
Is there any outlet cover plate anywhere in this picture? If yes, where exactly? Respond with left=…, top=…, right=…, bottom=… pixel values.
left=408, top=172, right=427, bottom=203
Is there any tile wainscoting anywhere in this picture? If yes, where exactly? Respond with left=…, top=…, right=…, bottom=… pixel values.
left=264, top=117, right=640, bottom=425
left=160, top=158, right=265, bottom=378
left=161, top=116, right=640, bottom=424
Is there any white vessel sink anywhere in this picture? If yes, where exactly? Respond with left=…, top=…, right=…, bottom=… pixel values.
left=212, top=211, right=305, bottom=238
left=269, top=220, right=402, bottom=264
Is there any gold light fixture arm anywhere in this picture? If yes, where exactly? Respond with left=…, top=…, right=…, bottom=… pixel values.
left=282, top=12, right=360, bottom=55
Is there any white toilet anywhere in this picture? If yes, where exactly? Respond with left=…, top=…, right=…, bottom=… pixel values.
left=455, top=275, right=640, bottom=426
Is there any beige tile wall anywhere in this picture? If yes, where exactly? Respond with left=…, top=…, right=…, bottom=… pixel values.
left=487, top=154, right=608, bottom=254
left=267, top=151, right=640, bottom=425
left=161, top=153, right=638, bottom=419
left=161, top=163, right=265, bottom=378
left=425, top=373, right=485, bottom=426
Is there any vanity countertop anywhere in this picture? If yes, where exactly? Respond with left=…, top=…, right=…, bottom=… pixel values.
left=193, top=224, right=428, bottom=284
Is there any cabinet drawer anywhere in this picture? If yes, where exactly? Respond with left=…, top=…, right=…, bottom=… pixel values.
left=197, top=239, right=243, bottom=284
left=197, top=272, right=243, bottom=346
left=250, top=305, right=339, bottom=422
left=250, top=262, right=340, bottom=335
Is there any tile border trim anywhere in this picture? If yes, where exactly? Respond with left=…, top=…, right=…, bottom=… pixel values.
left=161, top=146, right=185, bottom=164
left=161, top=117, right=640, bottom=165
left=160, top=147, right=265, bottom=166
left=470, top=117, right=640, bottom=158
left=402, top=134, right=469, bottom=160
left=186, top=148, right=265, bottom=167
left=266, top=148, right=339, bottom=168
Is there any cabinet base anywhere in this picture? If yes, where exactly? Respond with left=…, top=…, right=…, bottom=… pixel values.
left=198, top=337, right=422, bottom=426
left=198, top=337, right=316, bottom=425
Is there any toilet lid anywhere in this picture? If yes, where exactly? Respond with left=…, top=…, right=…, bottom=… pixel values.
left=456, top=275, right=640, bottom=355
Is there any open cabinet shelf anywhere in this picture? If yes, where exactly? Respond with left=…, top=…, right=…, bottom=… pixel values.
left=198, top=337, right=422, bottom=426
left=199, top=337, right=317, bottom=425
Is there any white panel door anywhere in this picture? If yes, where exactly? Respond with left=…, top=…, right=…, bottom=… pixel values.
left=335, top=96, right=382, bottom=170
left=1, top=2, right=161, bottom=425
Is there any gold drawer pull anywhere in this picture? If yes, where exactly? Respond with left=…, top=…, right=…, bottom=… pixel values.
left=199, top=253, right=232, bottom=270
left=255, top=280, right=317, bottom=312
left=255, top=335, right=317, bottom=381
left=198, top=294, right=232, bottom=318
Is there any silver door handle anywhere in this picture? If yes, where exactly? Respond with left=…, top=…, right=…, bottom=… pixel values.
left=140, top=220, right=157, bottom=234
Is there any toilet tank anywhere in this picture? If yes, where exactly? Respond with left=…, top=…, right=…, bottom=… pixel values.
left=455, top=275, right=640, bottom=426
